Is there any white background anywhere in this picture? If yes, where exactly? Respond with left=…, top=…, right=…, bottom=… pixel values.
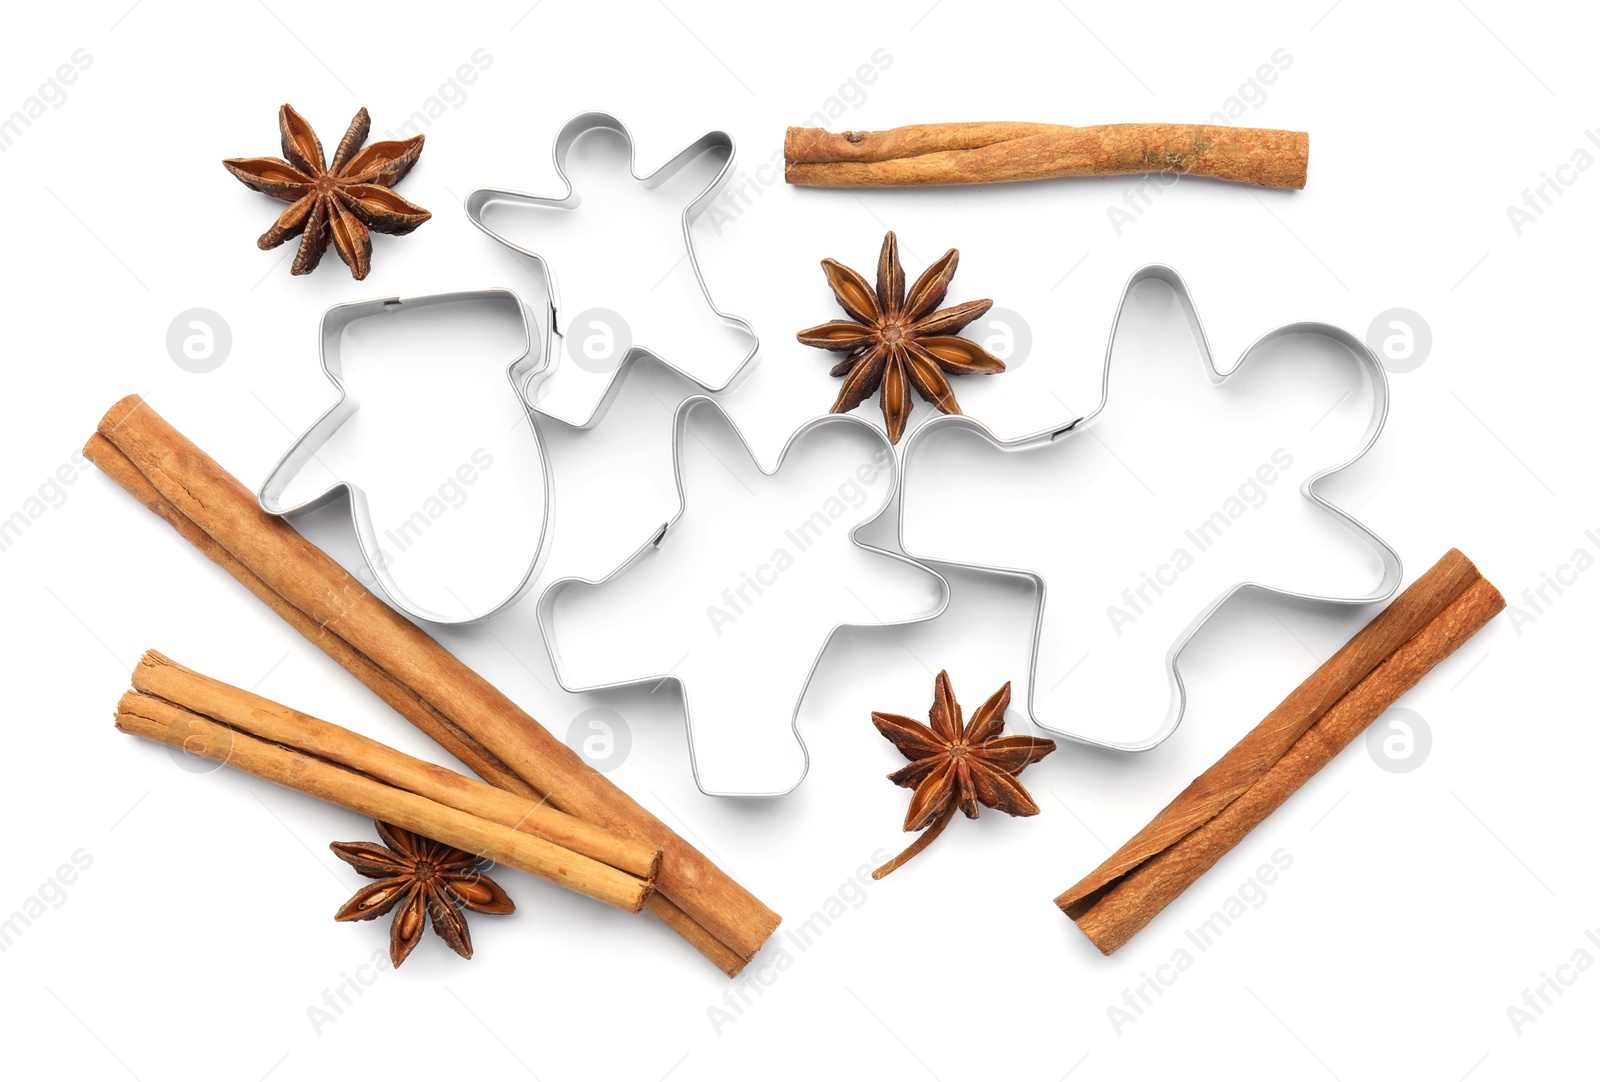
left=2, top=1, right=1596, bottom=1079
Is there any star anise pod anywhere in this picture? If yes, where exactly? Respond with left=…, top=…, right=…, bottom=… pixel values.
left=797, top=232, right=1005, bottom=444
left=330, top=821, right=514, bottom=967
left=223, top=104, right=431, bottom=280
left=870, top=670, right=1056, bottom=878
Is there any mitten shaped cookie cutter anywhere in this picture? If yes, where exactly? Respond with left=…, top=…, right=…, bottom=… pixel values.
left=464, top=112, right=759, bottom=428
left=899, top=263, right=1402, bottom=752
left=537, top=393, right=948, bottom=797
left=258, top=288, right=551, bottom=625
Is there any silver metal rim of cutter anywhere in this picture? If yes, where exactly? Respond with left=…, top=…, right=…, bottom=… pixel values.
left=257, top=287, right=553, bottom=627
left=896, top=262, right=1404, bottom=754
left=534, top=380, right=952, bottom=799
left=463, top=112, right=760, bottom=429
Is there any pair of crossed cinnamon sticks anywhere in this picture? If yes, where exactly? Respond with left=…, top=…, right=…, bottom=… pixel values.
left=87, top=396, right=780, bottom=976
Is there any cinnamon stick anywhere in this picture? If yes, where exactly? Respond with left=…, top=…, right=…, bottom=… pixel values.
left=115, top=692, right=653, bottom=913
left=83, top=434, right=531, bottom=797
left=86, top=396, right=780, bottom=975
left=785, top=122, right=1309, bottom=190
left=131, top=652, right=661, bottom=881
left=1058, top=550, right=1504, bottom=953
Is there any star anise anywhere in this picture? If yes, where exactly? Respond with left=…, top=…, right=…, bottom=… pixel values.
left=330, top=821, right=514, bottom=967
left=798, top=232, right=1005, bottom=444
left=871, top=670, right=1056, bottom=878
left=223, top=104, right=430, bottom=280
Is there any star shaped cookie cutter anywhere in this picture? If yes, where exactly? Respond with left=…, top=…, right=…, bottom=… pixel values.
left=536, top=389, right=949, bottom=798
left=464, top=112, right=759, bottom=428
left=257, top=287, right=552, bottom=625
left=898, top=263, right=1403, bottom=752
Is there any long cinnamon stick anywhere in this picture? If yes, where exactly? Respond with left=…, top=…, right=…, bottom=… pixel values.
left=132, top=652, right=661, bottom=881
left=115, top=692, right=653, bottom=913
left=90, top=430, right=750, bottom=978
left=83, top=434, right=531, bottom=797
left=1069, top=549, right=1481, bottom=903
left=1058, top=552, right=1503, bottom=953
left=87, top=396, right=779, bottom=974
left=785, top=122, right=1309, bottom=190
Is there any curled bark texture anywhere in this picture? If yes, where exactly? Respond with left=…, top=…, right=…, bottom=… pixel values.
left=1057, top=550, right=1503, bottom=953
left=131, top=651, right=662, bottom=882
left=115, top=685, right=654, bottom=913
left=87, top=395, right=779, bottom=975
left=785, top=122, right=1309, bottom=190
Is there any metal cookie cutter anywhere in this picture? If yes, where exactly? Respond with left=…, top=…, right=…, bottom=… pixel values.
left=899, top=263, right=1402, bottom=752
left=537, top=393, right=949, bottom=798
left=258, top=288, right=551, bottom=625
left=464, top=112, right=759, bottom=428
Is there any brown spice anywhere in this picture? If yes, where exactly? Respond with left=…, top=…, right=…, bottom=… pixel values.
left=332, top=822, right=515, bottom=967
left=797, top=232, right=1004, bottom=444
left=132, top=650, right=661, bottom=882
left=87, top=396, right=779, bottom=976
left=1057, top=549, right=1504, bottom=953
left=871, top=671, right=1055, bottom=877
left=223, top=104, right=431, bottom=279
left=786, top=122, right=1309, bottom=190
left=115, top=679, right=654, bottom=914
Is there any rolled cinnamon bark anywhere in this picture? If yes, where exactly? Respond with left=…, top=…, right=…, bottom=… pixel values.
left=115, top=692, right=653, bottom=913
left=785, top=122, right=1309, bottom=190
left=83, top=434, right=531, bottom=797
left=1058, top=551, right=1504, bottom=953
left=87, top=396, right=780, bottom=975
left=132, top=652, right=661, bottom=881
